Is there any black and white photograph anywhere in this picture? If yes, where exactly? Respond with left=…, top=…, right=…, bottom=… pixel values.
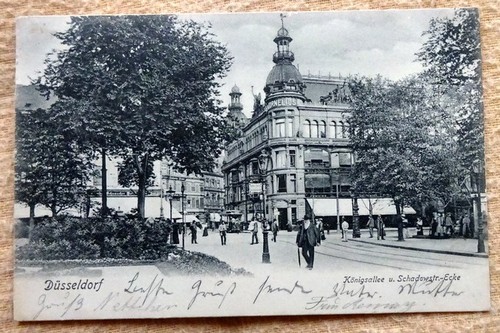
left=14, top=9, right=490, bottom=321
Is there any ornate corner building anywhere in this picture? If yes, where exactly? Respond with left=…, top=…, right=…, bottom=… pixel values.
left=222, top=21, right=355, bottom=231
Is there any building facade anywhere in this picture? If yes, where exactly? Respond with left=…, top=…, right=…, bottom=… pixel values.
left=221, top=22, right=355, bottom=230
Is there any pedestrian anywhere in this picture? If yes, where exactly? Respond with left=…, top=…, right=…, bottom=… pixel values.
left=436, top=213, right=444, bottom=238
left=251, top=218, right=259, bottom=245
left=395, top=213, right=404, bottom=241
left=430, top=214, right=437, bottom=237
left=445, top=213, right=454, bottom=237
left=366, top=215, right=375, bottom=238
left=341, top=218, right=349, bottom=242
left=296, top=215, right=321, bottom=270
left=403, top=215, right=410, bottom=239
left=462, top=213, right=471, bottom=238
left=271, top=219, right=279, bottom=242
left=202, top=223, right=209, bottom=237
left=218, top=221, right=227, bottom=245
left=377, top=215, right=385, bottom=240
left=416, top=217, right=424, bottom=236
left=189, top=221, right=198, bottom=244
left=317, top=218, right=326, bottom=241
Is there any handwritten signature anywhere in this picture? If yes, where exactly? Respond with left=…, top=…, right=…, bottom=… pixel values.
left=398, top=279, right=464, bottom=297
left=187, top=280, right=237, bottom=310
left=93, top=272, right=177, bottom=313
left=253, top=275, right=312, bottom=304
left=305, top=283, right=378, bottom=311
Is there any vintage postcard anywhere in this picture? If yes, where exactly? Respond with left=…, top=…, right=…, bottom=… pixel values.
left=14, top=9, right=489, bottom=321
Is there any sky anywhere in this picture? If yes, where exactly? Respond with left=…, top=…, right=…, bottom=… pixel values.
left=16, top=9, right=455, bottom=117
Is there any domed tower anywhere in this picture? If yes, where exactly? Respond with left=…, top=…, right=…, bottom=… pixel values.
left=264, top=16, right=306, bottom=103
left=228, top=84, right=247, bottom=125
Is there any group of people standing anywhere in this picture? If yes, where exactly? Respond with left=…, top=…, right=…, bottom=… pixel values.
left=430, top=212, right=471, bottom=238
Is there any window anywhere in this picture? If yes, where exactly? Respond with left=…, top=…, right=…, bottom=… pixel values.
left=303, top=120, right=311, bottom=138
left=339, top=121, right=344, bottom=138
left=290, top=174, right=297, bottom=193
left=287, top=118, right=293, bottom=137
left=277, top=174, right=287, bottom=193
left=339, top=153, right=352, bottom=166
left=276, top=118, right=285, bottom=137
left=311, top=120, right=318, bottom=138
left=252, top=161, right=259, bottom=175
left=276, top=151, right=286, bottom=168
left=329, top=121, right=337, bottom=138
left=289, top=150, right=296, bottom=167
left=319, top=121, right=326, bottom=138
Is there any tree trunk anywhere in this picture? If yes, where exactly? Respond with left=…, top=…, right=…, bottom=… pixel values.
left=136, top=155, right=148, bottom=219
left=28, top=202, right=35, bottom=241
left=101, top=147, right=108, bottom=217
left=51, top=201, right=57, bottom=217
left=395, top=198, right=402, bottom=216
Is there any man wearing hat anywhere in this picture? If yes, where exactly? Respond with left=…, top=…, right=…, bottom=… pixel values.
left=296, top=215, right=321, bottom=270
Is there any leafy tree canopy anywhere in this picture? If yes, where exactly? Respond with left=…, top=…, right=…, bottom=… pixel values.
left=35, top=15, right=236, bottom=218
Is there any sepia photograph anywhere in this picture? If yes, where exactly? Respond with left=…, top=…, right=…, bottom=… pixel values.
left=13, top=9, right=489, bottom=321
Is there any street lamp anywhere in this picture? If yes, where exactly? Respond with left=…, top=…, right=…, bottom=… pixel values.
left=258, top=151, right=271, bottom=263
left=181, top=183, right=185, bottom=250
left=165, top=185, right=175, bottom=244
left=159, top=166, right=164, bottom=219
left=472, top=160, right=485, bottom=253
left=350, top=189, right=361, bottom=238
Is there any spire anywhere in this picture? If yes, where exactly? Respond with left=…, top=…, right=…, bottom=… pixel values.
left=264, top=15, right=306, bottom=101
left=273, top=13, right=294, bottom=63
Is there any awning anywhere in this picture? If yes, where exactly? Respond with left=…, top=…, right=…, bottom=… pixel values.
left=357, top=198, right=416, bottom=216
left=91, top=197, right=182, bottom=219
left=14, top=203, right=80, bottom=218
left=209, top=213, right=221, bottom=221
left=184, top=214, right=201, bottom=223
left=307, top=198, right=352, bottom=217
left=307, top=198, right=416, bottom=217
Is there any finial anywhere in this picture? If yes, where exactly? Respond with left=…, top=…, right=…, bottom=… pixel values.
left=280, top=13, right=286, bottom=28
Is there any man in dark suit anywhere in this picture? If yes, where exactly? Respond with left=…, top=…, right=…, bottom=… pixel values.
left=296, top=215, right=321, bottom=270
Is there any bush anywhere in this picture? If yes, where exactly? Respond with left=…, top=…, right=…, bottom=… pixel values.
left=16, top=216, right=173, bottom=261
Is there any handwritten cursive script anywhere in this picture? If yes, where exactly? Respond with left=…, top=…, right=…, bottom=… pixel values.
left=124, top=272, right=174, bottom=306
left=33, top=292, right=84, bottom=320
left=305, top=283, right=378, bottom=311
left=398, top=279, right=464, bottom=297
left=187, top=280, right=237, bottom=310
left=253, top=275, right=312, bottom=304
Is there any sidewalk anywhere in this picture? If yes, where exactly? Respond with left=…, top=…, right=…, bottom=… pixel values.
left=350, top=228, right=488, bottom=258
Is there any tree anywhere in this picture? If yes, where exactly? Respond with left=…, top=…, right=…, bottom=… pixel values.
left=348, top=75, right=462, bottom=214
left=36, top=16, right=234, bottom=218
left=416, top=8, right=483, bottom=166
left=16, top=105, right=91, bottom=238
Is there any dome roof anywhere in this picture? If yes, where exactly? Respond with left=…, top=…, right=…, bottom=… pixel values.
left=230, top=84, right=241, bottom=94
left=277, top=27, right=289, bottom=37
left=266, top=63, right=303, bottom=86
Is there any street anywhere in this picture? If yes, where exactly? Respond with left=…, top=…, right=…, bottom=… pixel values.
left=182, top=229, right=487, bottom=276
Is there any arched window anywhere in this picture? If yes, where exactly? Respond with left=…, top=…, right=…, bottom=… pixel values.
left=319, top=121, right=326, bottom=138
left=303, top=120, right=311, bottom=138
left=311, top=120, right=319, bottom=138
left=330, top=121, right=337, bottom=138
left=339, top=121, right=344, bottom=138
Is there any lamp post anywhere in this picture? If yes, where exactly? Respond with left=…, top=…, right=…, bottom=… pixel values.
left=350, top=189, right=361, bottom=238
left=165, top=185, right=175, bottom=244
left=160, top=166, right=164, bottom=219
left=181, top=183, right=185, bottom=249
left=258, top=151, right=271, bottom=263
left=473, top=160, right=485, bottom=253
